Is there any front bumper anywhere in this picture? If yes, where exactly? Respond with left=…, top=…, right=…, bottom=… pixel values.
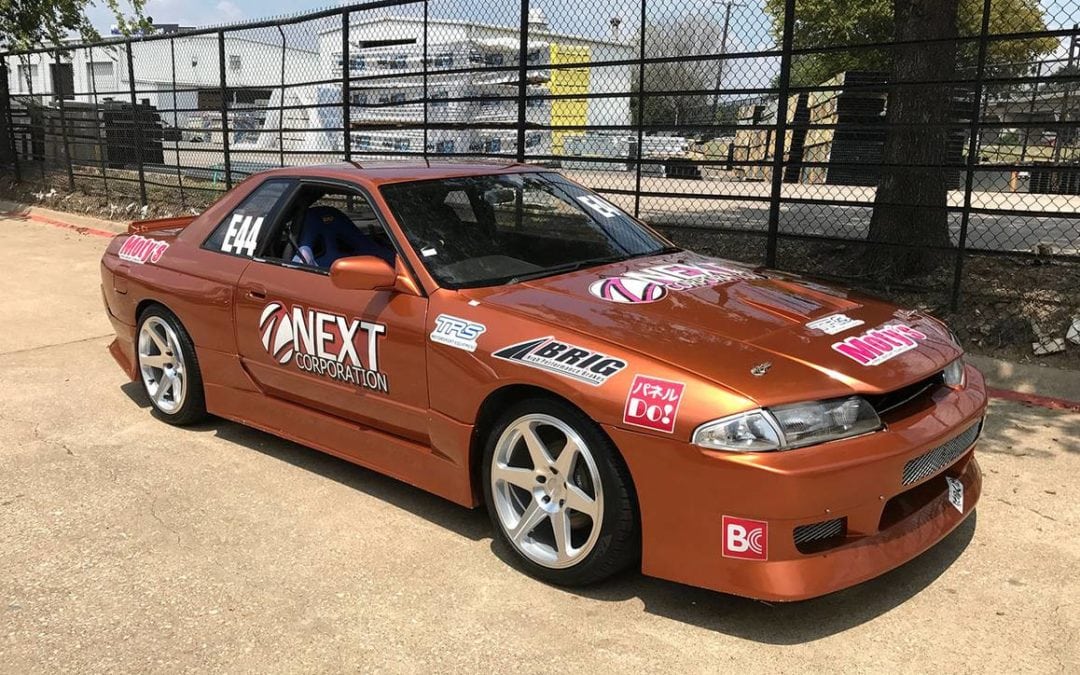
left=608, top=365, right=987, bottom=602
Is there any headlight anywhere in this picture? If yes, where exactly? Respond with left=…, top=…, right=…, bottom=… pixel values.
left=693, top=396, right=882, bottom=452
left=943, top=357, right=965, bottom=388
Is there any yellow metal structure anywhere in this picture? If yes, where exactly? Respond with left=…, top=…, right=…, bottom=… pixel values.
left=549, top=44, right=590, bottom=155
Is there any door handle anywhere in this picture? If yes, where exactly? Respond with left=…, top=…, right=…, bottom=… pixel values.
left=246, top=286, right=267, bottom=300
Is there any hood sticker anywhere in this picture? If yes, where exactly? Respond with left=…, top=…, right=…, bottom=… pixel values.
left=832, top=323, right=928, bottom=366
left=591, top=261, right=761, bottom=303
left=623, top=375, right=685, bottom=434
left=259, top=301, right=388, bottom=393
left=807, top=313, right=865, bottom=336
left=118, top=234, right=169, bottom=264
left=493, top=337, right=626, bottom=386
left=430, top=314, right=486, bottom=352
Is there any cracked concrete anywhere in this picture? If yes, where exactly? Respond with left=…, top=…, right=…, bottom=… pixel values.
left=1, top=216, right=1078, bottom=673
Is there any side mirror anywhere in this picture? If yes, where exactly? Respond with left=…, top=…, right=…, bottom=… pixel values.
left=329, top=256, right=397, bottom=291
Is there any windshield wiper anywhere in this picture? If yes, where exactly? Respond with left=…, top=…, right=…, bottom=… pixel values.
left=498, top=255, right=629, bottom=285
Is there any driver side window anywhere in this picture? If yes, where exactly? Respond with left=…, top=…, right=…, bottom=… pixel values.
left=261, top=185, right=397, bottom=272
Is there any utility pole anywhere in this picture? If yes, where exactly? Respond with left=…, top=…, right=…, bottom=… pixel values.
left=710, top=0, right=738, bottom=124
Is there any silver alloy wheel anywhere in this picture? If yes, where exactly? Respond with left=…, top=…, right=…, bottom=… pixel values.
left=138, top=316, right=186, bottom=414
left=491, top=413, right=604, bottom=569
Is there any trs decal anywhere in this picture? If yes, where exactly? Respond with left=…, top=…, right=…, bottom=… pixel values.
left=722, top=516, right=768, bottom=561
left=493, top=337, right=626, bottom=386
left=430, top=314, right=486, bottom=352
left=221, top=213, right=264, bottom=256
left=118, top=235, right=169, bottom=264
left=831, top=323, right=928, bottom=366
left=591, top=261, right=761, bottom=303
left=806, top=313, right=864, bottom=336
left=623, top=375, right=685, bottom=434
left=258, top=301, right=388, bottom=393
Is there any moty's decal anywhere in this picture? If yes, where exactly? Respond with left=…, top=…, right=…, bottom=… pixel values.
left=831, top=323, right=928, bottom=366
left=118, top=235, right=169, bottom=264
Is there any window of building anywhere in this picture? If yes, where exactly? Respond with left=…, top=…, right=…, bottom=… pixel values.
left=433, top=53, right=454, bottom=68
left=390, top=92, right=406, bottom=105
left=431, top=91, right=449, bottom=108
left=229, top=55, right=241, bottom=71
left=435, top=140, right=455, bottom=153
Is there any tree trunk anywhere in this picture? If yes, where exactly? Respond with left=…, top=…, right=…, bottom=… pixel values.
left=866, top=0, right=960, bottom=278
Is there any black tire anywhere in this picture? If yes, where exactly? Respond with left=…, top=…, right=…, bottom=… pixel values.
left=136, top=305, right=208, bottom=426
left=481, top=397, right=640, bottom=586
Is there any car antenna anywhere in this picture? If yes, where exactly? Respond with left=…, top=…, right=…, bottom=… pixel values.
left=346, top=160, right=364, bottom=170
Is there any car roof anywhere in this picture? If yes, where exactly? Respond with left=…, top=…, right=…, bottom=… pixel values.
left=249, top=162, right=540, bottom=188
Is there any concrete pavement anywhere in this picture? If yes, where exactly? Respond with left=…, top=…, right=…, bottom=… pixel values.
left=0, top=216, right=1077, bottom=673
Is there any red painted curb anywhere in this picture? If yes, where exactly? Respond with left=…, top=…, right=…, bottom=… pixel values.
left=987, top=387, right=1080, bottom=413
left=2, top=209, right=119, bottom=238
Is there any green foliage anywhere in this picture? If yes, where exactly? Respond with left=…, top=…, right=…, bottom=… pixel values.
left=764, top=0, right=1059, bottom=84
left=0, top=0, right=149, bottom=52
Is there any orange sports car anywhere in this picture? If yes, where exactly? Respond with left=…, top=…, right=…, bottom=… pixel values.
left=100, top=163, right=985, bottom=601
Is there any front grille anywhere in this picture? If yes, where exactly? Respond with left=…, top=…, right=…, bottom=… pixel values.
left=864, top=372, right=944, bottom=416
left=794, top=517, right=845, bottom=547
left=901, top=421, right=981, bottom=485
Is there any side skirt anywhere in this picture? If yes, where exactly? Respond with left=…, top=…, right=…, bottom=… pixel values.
left=204, top=383, right=477, bottom=508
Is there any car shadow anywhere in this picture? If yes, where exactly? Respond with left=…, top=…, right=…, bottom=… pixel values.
left=121, top=381, right=978, bottom=643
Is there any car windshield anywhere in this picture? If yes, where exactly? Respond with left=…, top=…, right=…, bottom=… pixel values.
left=379, top=172, right=676, bottom=288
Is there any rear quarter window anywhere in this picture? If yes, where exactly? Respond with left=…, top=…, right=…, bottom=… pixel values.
left=203, top=180, right=292, bottom=258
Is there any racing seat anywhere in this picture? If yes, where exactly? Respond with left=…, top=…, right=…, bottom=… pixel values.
left=292, top=205, right=395, bottom=268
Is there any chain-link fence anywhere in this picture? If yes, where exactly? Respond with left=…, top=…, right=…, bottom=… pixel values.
left=1, top=0, right=1078, bottom=311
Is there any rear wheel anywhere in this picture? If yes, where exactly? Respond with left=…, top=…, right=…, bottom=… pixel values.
left=137, top=306, right=207, bottom=425
left=482, top=398, right=639, bottom=586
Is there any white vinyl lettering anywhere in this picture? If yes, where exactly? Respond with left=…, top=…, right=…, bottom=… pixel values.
left=221, top=214, right=264, bottom=256
left=576, top=194, right=622, bottom=219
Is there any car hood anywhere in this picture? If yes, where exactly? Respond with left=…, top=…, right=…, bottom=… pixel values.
left=469, top=252, right=961, bottom=404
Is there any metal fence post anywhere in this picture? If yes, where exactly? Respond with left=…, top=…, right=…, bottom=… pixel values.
left=53, top=50, right=75, bottom=191
left=126, top=41, right=147, bottom=205
left=169, top=38, right=185, bottom=207
left=634, top=0, right=646, bottom=218
left=516, top=0, right=530, bottom=162
left=342, top=11, right=352, bottom=162
left=423, top=0, right=429, bottom=159
left=218, top=30, right=232, bottom=190
left=86, top=44, right=107, bottom=200
left=0, top=56, right=22, bottom=182
left=951, top=0, right=993, bottom=310
left=764, top=0, right=795, bottom=268
left=277, top=26, right=286, bottom=168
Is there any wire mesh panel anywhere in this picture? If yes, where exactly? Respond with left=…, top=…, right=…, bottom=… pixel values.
left=0, top=0, right=1077, bottom=316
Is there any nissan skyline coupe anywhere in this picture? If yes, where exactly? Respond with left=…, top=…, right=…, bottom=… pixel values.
left=100, top=163, right=985, bottom=600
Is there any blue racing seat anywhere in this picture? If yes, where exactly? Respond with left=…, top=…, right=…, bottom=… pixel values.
left=292, top=205, right=395, bottom=268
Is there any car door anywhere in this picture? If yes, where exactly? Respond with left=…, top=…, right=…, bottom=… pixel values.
left=231, top=181, right=430, bottom=443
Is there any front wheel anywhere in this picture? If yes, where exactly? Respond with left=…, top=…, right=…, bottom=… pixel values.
left=482, top=398, right=639, bottom=586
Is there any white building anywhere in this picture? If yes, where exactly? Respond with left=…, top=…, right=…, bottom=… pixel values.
left=6, top=34, right=317, bottom=139
left=314, top=11, right=634, bottom=156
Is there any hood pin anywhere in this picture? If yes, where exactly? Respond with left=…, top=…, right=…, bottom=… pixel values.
left=750, top=362, right=772, bottom=377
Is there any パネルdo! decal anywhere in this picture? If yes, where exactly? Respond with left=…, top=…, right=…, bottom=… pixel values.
left=258, top=301, right=389, bottom=393
left=722, top=516, right=768, bottom=561
left=831, top=323, right=928, bottom=366
left=623, top=375, right=685, bottom=434
left=493, top=337, right=626, bottom=386
left=118, top=235, right=169, bottom=264
left=429, top=314, right=486, bottom=352
left=590, top=261, right=761, bottom=303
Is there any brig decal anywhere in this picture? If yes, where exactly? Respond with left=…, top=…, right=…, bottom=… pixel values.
left=722, top=516, right=768, bottom=561
left=493, top=337, right=626, bottom=386
left=258, top=301, right=388, bottom=393
left=430, top=314, right=486, bottom=352
left=832, top=323, right=928, bottom=366
left=623, top=375, right=685, bottom=434
left=807, top=313, right=864, bottom=336
left=591, top=261, right=761, bottom=303
left=118, top=234, right=169, bottom=264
